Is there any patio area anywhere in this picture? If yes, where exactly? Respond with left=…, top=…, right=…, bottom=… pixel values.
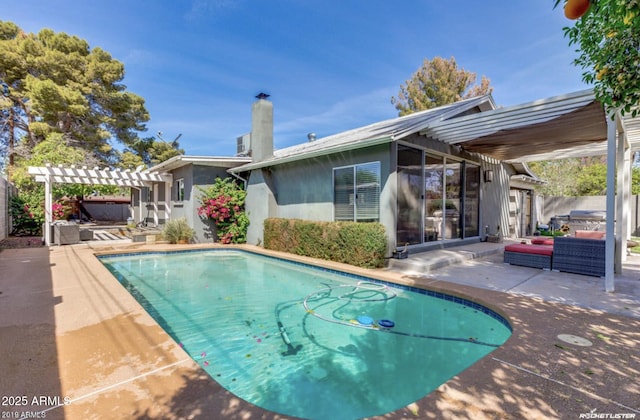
left=0, top=241, right=638, bottom=419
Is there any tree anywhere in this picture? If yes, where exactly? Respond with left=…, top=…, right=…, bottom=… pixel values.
left=391, top=56, right=493, bottom=116
left=0, top=21, right=151, bottom=175
left=117, top=137, right=184, bottom=170
left=10, top=132, right=91, bottom=230
left=575, top=161, right=607, bottom=195
left=529, top=159, right=582, bottom=196
left=556, top=0, right=640, bottom=116
left=527, top=155, right=640, bottom=196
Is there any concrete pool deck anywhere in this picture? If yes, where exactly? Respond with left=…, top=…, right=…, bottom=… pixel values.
left=0, top=241, right=638, bottom=419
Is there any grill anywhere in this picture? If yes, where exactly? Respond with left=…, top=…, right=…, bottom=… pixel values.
left=568, top=210, right=606, bottom=234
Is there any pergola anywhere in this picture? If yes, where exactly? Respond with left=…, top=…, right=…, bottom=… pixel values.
left=424, top=89, right=640, bottom=293
left=28, top=164, right=172, bottom=246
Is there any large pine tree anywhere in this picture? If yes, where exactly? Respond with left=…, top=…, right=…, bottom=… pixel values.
left=0, top=21, right=150, bottom=173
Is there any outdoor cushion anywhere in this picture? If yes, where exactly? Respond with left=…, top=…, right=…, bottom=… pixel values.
left=504, top=243, right=553, bottom=256
left=531, top=238, right=554, bottom=245
left=574, top=230, right=605, bottom=240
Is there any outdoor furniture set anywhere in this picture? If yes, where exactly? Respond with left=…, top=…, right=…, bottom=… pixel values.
left=503, top=230, right=606, bottom=277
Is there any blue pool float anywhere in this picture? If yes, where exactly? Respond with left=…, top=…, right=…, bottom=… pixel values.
left=378, top=319, right=395, bottom=328
left=357, top=315, right=374, bottom=326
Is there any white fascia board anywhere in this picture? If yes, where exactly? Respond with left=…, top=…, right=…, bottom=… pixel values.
left=229, top=136, right=394, bottom=172
left=146, top=155, right=251, bottom=173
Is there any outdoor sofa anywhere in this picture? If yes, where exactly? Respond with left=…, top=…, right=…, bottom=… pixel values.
left=503, top=231, right=606, bottom=277
left=551, top=231, right=606, bottom=277
left=503, top=237, right=554, bottom=270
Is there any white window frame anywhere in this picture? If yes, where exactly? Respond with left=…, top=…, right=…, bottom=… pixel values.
left=333, top=161, right=380, bottom=222
left=175, top=178, right=185, bottom=202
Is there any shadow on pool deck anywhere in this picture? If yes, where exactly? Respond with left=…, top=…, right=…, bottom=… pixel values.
left=0, top=241, right=638, bottom=419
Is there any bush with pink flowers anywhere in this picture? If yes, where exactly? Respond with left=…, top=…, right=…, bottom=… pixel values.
left=197, top=178, right=249, bottom=244
left=52, top=202, right=66, bottom=221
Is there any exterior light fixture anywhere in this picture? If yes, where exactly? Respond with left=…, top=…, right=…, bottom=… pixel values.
left=484, top=169, right=494, bottom=183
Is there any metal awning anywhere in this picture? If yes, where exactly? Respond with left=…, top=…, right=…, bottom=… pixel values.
left=423, top=89, right=640, bottom=293
left=422, top=89, right=640, bottom=162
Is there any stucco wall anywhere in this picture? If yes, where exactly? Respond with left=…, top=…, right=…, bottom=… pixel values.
left=191, top=165, right=237, bottom=243
left=245, top=144, right=394, bottom=248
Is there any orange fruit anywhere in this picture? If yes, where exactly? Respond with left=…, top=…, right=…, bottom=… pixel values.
left=565, top=0, right=591, bottom=19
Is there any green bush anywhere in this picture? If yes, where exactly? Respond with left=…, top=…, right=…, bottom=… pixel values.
left=264, top=218, right=387, bottom=268
left=163, top=218, right=195, bottom=244
left=9, top=196, right=41, bottom=236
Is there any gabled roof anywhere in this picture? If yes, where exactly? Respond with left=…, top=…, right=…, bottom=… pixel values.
left=230, top=95, right=496, bottom=172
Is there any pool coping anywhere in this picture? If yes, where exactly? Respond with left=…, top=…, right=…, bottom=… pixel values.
left=1, top=242, right=638, bottom=419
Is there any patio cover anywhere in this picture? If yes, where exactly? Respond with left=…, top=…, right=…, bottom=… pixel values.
left=423, top=89, right=640, bottom=292
left=28, top=164, right=172, bottom=246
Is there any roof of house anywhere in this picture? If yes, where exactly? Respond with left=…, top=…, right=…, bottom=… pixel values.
left=230, top=89, right=640, bottom=172
left=146, top=155, right=252, bottom=174
left=230, top=94, right=496, bottom=172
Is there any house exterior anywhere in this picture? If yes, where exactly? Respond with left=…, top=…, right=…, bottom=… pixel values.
left=228, top=94, right=543, bottom=254
left=134, top=155, right=250, bottom=240
left=136, top=94, right=551, bottom=253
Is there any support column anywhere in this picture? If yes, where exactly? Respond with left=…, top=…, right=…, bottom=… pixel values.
left=605, top=116, right=616, bottom=292
left=614, top=116, right=631, bottom=266
left=44, top=175, right=52, bottom=246
left=615, top=125, right=625, bottom=269
left=153, top=183, right=159, bottom=227
left=164, top=180, right=172, bottom=223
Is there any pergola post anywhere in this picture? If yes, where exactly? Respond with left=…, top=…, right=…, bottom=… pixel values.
left=44, top=175, right=52, bottom=246
left=615, top=123, right=630, bottom=266
left=605, top=116, right=616, bottom=292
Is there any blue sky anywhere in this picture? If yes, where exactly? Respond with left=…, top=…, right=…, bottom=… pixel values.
left=4, top=1, right=589, bottom=157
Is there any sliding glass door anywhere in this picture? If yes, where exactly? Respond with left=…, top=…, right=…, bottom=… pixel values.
left=424, top=155, right=443, bottom=242
left=397, top=145, right=423, bottom=245
left=464, top=164, right=480, bottom=238
left=396, top=144, right=480, bottom=246
left=442, top=159, right=462, bottom=240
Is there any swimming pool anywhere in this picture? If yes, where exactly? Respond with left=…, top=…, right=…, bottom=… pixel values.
left=99, top=249, right=511, bottom=419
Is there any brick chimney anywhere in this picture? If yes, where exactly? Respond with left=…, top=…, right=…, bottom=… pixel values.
left=251, top=93, right=273, bottom=162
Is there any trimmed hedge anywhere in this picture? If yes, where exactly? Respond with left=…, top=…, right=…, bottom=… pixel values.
left=263, top=218, right=387, bottom=269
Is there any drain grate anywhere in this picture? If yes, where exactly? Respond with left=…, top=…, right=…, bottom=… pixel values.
left=557, top=334, right=593, bottom=347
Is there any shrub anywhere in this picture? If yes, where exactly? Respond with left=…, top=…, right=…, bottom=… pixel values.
left=9, top=196, right=41, bottom=236
left=197, top=178, right=248, bottom=244
left=162, top=218, right=195, bottom=244
left=264, top=218, right=387, bottom=268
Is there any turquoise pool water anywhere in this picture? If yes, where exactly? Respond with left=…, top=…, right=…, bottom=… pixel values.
left=99, top=249, right=511, bottom=419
